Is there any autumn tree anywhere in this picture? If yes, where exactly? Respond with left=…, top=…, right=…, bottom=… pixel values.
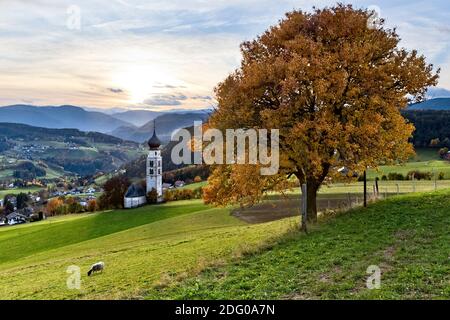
left=98, top=175, right=130, bottom=209
left=204, top=5, right=439, bottom=222
left=46, top=198, right=64, bottom=216
left=146, top=188, right=158, bottom=204
left=87, top=199, right=97, bottom=212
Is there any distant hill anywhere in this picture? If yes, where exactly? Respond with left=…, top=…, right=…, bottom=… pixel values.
left=121, top=125, right=210, bottom=184
left=426, top=87, right=450, bottom=99
left=403, top=110, right=450, bottom=147
left=0, top=123, right=143, bottom=178
left=0, top=105, right=132, bottom=133
left=408, top=98, right=450, bottom=110
left=110, top=110, right=163, bottom=127
left=0, top=122, right=128, bottom=144
left=110, top=112, right=210, bottom=143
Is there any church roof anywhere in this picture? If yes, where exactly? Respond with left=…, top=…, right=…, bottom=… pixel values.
left=124, top=184, right=146, bottom=198
left=147, top=121, right=161, bottom=150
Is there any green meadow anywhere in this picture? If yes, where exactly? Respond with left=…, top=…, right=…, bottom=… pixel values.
left=1, top=189, right=449, bottom=299
left=0, top=187, right=42, bottom=198
left=152, top=191, right=450, bottom=300
left=1, top=148, right=449, bottom=300
left=0, top=200, right=293, bottom=299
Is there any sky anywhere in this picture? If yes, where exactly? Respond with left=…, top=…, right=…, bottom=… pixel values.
left=0, top=0, right=449, bottom=111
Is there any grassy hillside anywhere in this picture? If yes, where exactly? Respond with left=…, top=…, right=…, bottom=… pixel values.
left=0, top=200, right=292, bottom=299
left=0, top=186, right=42, bottom=198
left=0, top=123, right=145, bottom=177
left=2, top=189, right=449, bottom=300
left=152, top=191, right=450, bottom=300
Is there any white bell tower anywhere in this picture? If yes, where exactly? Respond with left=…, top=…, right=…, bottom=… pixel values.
left=146, top=122, right=162, bottom=199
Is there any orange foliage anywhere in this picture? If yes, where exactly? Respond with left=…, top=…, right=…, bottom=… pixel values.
left=46, top=198, right=64, bottom=216
left=204, top=5, right=439, bottom=221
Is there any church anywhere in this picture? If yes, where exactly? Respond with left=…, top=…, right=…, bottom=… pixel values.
left=124, top=124, right=163, bottom=209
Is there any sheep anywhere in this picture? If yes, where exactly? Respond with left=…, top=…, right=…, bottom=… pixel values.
left=87, top=261, right=105, bottom=276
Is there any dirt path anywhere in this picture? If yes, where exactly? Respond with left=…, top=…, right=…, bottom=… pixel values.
left=232, top=196, right=365, bottom=224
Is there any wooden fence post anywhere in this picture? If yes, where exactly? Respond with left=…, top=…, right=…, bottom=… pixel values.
left=301, top=183, right=307, bottom=233
left=363, top=170, right=367, bottom=207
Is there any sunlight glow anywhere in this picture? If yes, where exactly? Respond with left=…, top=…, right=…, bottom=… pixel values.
left=112, top=65, right=178, bottom=104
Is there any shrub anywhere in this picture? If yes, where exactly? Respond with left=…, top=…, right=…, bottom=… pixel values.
left=381, top=175, right=387, bottom=181
left=163, top=187, right=203, bottom=202
left=439, top=147, right=449, bottom=157
left=387, top=172, right=405, bottom=181
left=406, top=170, right=432, bottom=180
left=147, top=188, right=158, bottom=204
left=68, top=202, right=83, bottom=214
left=87, top=199, right=97, bottom=212
left=438, top=172, right=445, bottom=180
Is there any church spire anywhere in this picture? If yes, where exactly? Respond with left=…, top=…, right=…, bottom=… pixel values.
left=147, top=120, right=161, bottom=150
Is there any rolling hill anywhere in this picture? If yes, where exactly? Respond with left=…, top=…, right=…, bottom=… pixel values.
left=0, top=123, right=144, bottom=178
left=109, top=112, right=210, bottom=143
left=0, top=189, right=448, bottom=299
left=408, top=98, right=450, bottom=110
left=110, top=110, right=163, bottom=127
left=0, top=105, right=132, bottom=133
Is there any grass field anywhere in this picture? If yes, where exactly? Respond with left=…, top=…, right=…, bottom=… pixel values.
left=0, top=187, right=42, bottom=198
left=1, top=188, right=449, bottom=299
left=0, top=200, right=293, bottom=299
left=366, top=148, right=450, bottom=180
left=179, top=181, right=207, bottom=190
left=151, top=190, right=450, bottom=299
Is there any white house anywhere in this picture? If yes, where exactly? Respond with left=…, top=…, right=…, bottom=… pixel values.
left=124, top=184, right=147, bottom=208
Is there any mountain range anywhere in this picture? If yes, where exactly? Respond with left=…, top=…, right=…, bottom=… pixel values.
left=408, top=98, right=450, bottom=110
left=0, top=105, right=211, bottom=142
left=110, top=112, right=210, bottom=143
left=0, top=105, right=130, bottom=133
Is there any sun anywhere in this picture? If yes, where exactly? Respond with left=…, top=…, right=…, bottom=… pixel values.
left=112, top=65, right=177, bottom=104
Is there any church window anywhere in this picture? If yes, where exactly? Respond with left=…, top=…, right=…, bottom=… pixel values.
left=149, top=169, right=154, bottom=175
left=150, top=160, right=154, bottom=167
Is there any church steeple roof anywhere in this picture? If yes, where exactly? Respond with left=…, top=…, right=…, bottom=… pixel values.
left=147, top=120, right=161, bottom=150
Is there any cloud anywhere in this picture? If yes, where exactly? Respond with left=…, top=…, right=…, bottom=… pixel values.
left=191, top=95, right=213, bottom=100
left=152, top=83, right=186, bottom=89
left=1, top=0, right=450, bottom=110
left=143, top=94, right=188, bottom=106
left=107, top=87, right=124, bottom=93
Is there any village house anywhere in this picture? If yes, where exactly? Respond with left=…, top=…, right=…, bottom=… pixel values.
left=174, top=180, right=185, bottom=188
left=124, top=184, right=147, bottom=208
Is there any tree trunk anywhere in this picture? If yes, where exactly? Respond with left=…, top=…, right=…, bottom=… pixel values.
left=296, top=171, right=325, bottom=224
left=306, top=182, right=319, bottom=222
left=299, top=180, right=319, bottom=223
